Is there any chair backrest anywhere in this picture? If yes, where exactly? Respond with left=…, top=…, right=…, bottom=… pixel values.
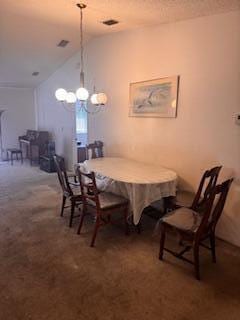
left=208, top=178, right=233, bottom=232
left=53, top=155, right=73, bottom=196
left=76, top=167, right=101, bottom=212
left=86, top=140, right=104, bottom=160
left=196, top=178, right=233, bottom=238
left=191, top=166, right=222, bottom=212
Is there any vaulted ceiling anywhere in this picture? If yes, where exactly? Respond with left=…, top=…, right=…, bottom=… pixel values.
left=1, top=0, right=239, bottom=88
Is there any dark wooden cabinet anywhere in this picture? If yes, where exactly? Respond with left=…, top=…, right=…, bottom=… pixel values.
left=40, top=156, right=56, bottom=173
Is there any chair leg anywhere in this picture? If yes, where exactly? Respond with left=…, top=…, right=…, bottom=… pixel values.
left=124, top=207, right=129, bottom=235
left=61, top=196, right=66, bottom=217
left=159, top=223, right=166, bottom=260
left=77, top=209, right=86, bottom=234
left=193, top=242, right=200, bottom=280
left=21, top=152, right=23, bottom=164
left=90, top=217, right=100, bottom=247
left=210, top=233, right=216, bottom=263
left=69, top=200, right=75, bottom=228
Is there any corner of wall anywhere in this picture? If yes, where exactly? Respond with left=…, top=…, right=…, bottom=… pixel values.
left=33, top=88, right=39, bottom=130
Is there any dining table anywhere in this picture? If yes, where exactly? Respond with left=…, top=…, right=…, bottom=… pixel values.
left=78, top=157, right=177, bottom=225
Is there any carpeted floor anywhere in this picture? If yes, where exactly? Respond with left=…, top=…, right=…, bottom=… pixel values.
left=0, top=162, right=240, bottom=320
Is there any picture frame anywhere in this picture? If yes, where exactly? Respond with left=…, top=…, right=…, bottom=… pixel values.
left=129, top=75, right=180, bottom=118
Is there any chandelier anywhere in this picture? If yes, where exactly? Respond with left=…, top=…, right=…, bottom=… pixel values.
left=55, top=3, right=107, bottom=113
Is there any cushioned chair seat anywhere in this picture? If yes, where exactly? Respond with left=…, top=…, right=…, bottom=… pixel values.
left=162, top=207, right=202, bottom=232
left=87, top=192, right=128, bottom=210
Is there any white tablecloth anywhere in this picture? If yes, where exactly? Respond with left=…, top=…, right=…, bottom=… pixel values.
left=79, top=157, right=177, bottom=225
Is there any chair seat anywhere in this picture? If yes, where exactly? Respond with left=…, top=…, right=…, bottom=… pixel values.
left=176, top=190, right=195, bottom=207
left=63, top=190, right=82, bottom=201
left=71, top=194, right=82, bottom=201
left=87, top=192, right=128, bottom=210
left=162, top=207, right=202, bottom=232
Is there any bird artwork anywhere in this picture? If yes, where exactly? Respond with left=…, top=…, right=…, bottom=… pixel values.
left=129, top=76, right=179, bottom=118
left=134, top=83, right=171, bottom=110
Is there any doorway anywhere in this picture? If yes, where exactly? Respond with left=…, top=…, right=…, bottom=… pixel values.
left=75, top=102, right=88, bottom=163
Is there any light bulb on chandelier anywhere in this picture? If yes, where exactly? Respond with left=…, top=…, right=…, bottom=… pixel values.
left=54, top=3, right=107, bottom=113
left=97, top=93, right=108, bottom=105
left=76, top=87, right=89, bottom=101
left=66, top=92, right=77, bottom=104
left=90, top=93, right=98, bottom=105
left=91, top=93, right=108, bottom=105
left=55, top=88, right=67, bottom=102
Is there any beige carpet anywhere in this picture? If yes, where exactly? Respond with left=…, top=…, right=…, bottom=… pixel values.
left=0, top=162, right=240, bottom=320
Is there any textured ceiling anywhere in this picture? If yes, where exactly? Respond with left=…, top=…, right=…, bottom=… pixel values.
left=0, top=0, right=240, bottom=88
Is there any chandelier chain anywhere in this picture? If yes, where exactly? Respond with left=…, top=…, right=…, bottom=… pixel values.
left=80, top=6, right=84, bottom=77
left=55, top=3, right=107, bottom=110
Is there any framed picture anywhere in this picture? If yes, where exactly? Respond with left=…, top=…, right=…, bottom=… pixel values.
left=129, top=75, right=179, bottom=117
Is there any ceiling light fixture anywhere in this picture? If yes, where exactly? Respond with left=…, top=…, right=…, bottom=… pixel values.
left=57, top=40, right=69, bottom=48
left=55, top=3, right=107, bottom=113
left=102, top=19, right=119, bottom=26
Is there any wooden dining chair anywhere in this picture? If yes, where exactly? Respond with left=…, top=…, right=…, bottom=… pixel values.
left=167, top=166, right=222, bottom=212
left=76, top=167, right=129, bottom=247
left=159, top=178, right=233, bottom=280
left=53, top=155, right=82, bottom=227
left=86, top=140, right=104, bottom=160
left=148, top=166, right=222, bottom=224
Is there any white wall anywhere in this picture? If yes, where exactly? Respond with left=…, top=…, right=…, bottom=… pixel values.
left=0, top=87, right=36, bottom=158
left=35, top=53, right=81, bottom=169
left=36, top=11, right=240, bottom=246
left=86, top=11, right=240, bottom=246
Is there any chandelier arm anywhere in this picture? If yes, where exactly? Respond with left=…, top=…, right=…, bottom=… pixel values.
left=82, top=103, right=102, bottom=114
left=61, top=102, right=76, bottom=113
left=60, top=101, right=104, bottom=114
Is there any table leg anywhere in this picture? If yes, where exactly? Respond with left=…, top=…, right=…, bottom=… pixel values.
left=26, top=144, right=29, bottom=159
left=21, top=152, right=23, bottom=164
left=11, top=152, right=13, bottom=166
left=29, top=145, right=32, bottom=166
left=37, top=145, right=40, bottom=164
